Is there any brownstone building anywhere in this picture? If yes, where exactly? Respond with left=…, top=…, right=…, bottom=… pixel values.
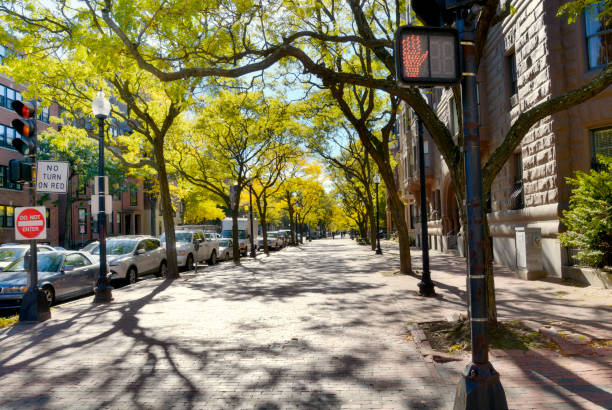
left=397, top=0, right=612, bottom=279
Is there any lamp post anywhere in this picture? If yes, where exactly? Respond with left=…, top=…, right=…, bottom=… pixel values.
left=92, top=91, right=113, bottom=303
left=373, top=174, right=382, bottom=255
left=417, top=118, right=435, bottom=297
left=249, top=184, right=256, bottom=257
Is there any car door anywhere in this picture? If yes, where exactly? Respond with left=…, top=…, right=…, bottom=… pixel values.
left=59, top=253, right=93, bottom=298
left=146, top=239, right=163, bottom=273
left=133, top=240, right=150, bottom=275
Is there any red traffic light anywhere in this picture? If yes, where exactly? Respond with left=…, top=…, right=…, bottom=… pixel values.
left=395, top=26, right=460, bottom=86
left=11, top=100, right=37, bottom=119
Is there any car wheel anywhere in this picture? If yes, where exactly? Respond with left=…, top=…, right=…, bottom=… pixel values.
left=42, top=285, right=55, bottom=307
left=126, top=267, right=137, bottom=285
left=208, top=250, right=217, bottom=265
left=185, top=254, right=194, bottom=271
left=158, top=261, right=167, bottom=277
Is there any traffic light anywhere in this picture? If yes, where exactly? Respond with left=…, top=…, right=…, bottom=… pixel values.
left=11, top=100, right=37, bottom=156
left=395, top=26, right=460, bottom=86
left=8, top=159, right=32, bottom=183
left=411, top=0, right=454, bottom=27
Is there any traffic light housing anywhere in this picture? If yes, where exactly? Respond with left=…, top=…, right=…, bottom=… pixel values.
left=395, top=26, right=460, bottom=86
left=411, top=0, right=454, bottom=27
left=8, top=159, right=32, bottom=183
left=11, top=100, right=37, bottom=156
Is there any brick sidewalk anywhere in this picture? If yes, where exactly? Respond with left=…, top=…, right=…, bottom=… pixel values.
left=0, top=239, right=610, bottom=409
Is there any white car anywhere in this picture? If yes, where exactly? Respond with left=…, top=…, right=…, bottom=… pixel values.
left=218, top=239, right=233, bottom=261
left=160, top=230, right=219, bottom=270
left=91, top=236, right=167, bottom=284
left=0, top=244, right=55, bottom=271
left=258, top=231, right=283, bottom=250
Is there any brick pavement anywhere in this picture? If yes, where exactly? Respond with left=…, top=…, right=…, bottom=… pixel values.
left=0, top=238, right=610, bottom=409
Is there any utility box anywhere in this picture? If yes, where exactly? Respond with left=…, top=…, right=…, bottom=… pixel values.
left=515, top=226, right=546, bottom=280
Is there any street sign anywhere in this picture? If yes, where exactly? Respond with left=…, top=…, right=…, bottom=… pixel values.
left=15, top=207, right=47, bottom=241
left=90, top=194, right=112, bottom=215
left=395, top=26, right=460, bottom=86
left=36, top=161, right=69, bottom=193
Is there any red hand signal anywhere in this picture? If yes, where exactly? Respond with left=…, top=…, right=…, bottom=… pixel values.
left=401, top=35, right=428, bottom=77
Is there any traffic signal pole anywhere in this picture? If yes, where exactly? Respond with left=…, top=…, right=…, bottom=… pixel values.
left=453, top=11, right=507, bottom=409
left=17, top=108, right=50, bottom=323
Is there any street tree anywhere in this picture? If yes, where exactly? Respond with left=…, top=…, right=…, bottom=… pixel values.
left=0, top=32, right=198, bottom=280
left=169, top=90, right=291, bottom=261
left=6, top=0, right=612, bottom=321
left=37, top=126, right=127, bottom=248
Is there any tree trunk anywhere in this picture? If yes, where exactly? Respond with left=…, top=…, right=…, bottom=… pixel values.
left=231, top=206, right=240, bottom=262
left=388, top=191, right=412, bottom=274
left=286, top=191, right=295, bottom=245
left=368, top=203, right=376, bottom=250
left=154, top=137, right=179, bottom=279
left=256, top=195, right=270, bottom=254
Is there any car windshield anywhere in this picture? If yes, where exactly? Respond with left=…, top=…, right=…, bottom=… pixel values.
left=219, top=240, right=230, bottom=247
left=82, top=242, right=99, bottom=252
left=0, top=247, right=26, bottom=262
left=221, top=230, right=246, bottom=239
left=93, top=240, right=137, bottom=255
left=4, top=253, right=64, bottom=272
left=160, top=232, right=192, bottom=243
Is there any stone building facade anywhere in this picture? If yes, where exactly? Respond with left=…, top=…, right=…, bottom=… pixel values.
left=397, top=0, right=612, bottom=278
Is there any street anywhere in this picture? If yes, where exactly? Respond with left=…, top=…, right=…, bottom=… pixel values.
left=0, top=239, right=611, bottom=409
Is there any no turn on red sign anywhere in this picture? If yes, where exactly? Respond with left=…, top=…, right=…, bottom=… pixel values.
left=15, top=207, right=47, bottom=241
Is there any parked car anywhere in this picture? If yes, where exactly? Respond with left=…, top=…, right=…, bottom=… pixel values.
left=91, top=236, right=166, bottom=284
left=80, top=241, right=99, bottom=256
left=0, top=244, right=55, bottom=271
left=160, top=230, right=219, bottom=270
left=218, top=239, right=233, bottom=261
left=259, top=231, right=283, bottom=250
left=0, top=251, right=103, bottom=307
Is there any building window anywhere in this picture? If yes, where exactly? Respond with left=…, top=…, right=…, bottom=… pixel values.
left=6, top=206, right=14, bottom=227
left=78, top=208, right=87, bottom=234
left=117, top=211, right=121, bottom=234
left=113, top=185, right=122, bottom=201
left=585, top=3, right=612, bottom=69
left=46, top=208, right=50, bottom=229
left=591, top=127, right=612, bottom=169
left=510, top=152, right=524, bottom=210
left=0, top=85, right=5, bottom=108
left=38, top=106, right=50, bottom=123
left=130, top=184, right=138, bottom=206
left=0, top=206, right=5, bottom=227
left=508, top=52, right=518, bottom=97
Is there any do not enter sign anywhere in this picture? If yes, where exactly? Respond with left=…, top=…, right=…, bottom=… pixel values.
left=15, top=207, right=47, bottom=241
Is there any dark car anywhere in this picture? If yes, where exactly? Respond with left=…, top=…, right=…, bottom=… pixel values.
left=0, top=251, right=103, bottom=307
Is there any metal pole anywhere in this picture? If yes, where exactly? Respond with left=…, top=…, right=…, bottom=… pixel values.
left=93, top=116, right=113, bottom=303
left=454, top=11, right=507, bottom=409
left=375, top=183, right=382, bottom=254
left=19, top=118, right=50, bottom=322
left=417, top=118, right=435, bottom=296
left=249, top=185, right=256, bottom=257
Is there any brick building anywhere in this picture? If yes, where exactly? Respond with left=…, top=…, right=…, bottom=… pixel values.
left=0, top=45, right=60, bottom=246
left=397, top=0, right=612, bottom=278
left=0, top=45, right=158, bottom=248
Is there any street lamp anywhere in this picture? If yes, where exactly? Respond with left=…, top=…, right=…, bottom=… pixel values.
left=417, top=118, right=435, bottom=297
left=373, top=174, right=382, bottom=255
left=249, top=183, right=256, bottom=258
left=92, top=91, right=113, bottom=303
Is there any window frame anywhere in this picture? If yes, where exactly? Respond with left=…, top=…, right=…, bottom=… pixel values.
left=584, top=3, right=612, bottom=70
left=591, top=126, right=612, bottom=169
